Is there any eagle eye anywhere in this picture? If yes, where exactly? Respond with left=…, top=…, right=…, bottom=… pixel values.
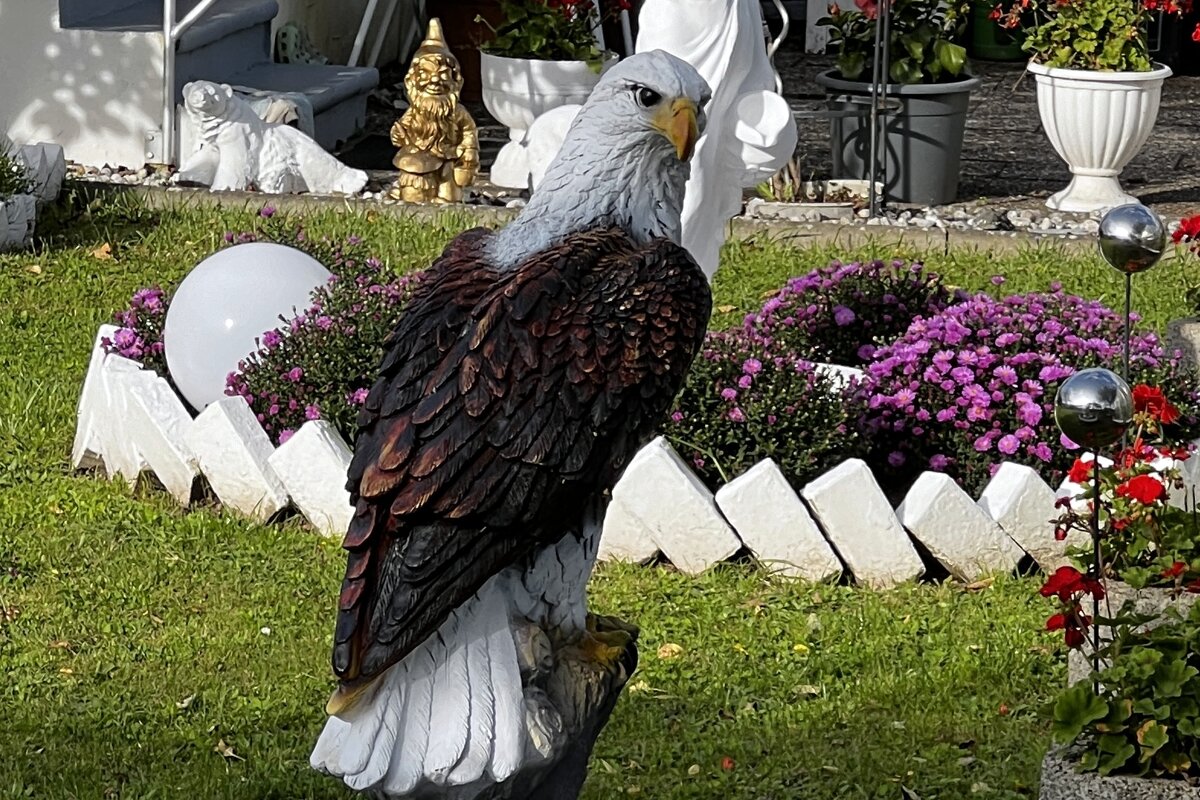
left=633, top=85, right=662, bottom=108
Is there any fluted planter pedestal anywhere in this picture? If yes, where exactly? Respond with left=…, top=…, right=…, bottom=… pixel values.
left=1028, top=61, right=1171, bottom=213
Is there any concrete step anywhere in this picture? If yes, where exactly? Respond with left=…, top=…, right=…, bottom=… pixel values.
left=174, top=1, right=279, bottom=95
left=223, top=63, right=380, bottom=149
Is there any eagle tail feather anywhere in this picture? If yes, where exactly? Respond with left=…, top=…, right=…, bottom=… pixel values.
left=311, top=578, right=526, bottom=795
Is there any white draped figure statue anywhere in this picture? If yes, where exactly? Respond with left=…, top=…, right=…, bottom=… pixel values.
left=635, top=0, right=797, bottom=277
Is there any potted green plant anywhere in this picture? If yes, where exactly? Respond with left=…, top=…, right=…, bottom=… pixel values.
left=991, top=0, right=1200, bottom=212
left=816, top=0, right=978, bottom=206
left=967, top=0, right=1024, bottom=61
left=477, top=0, right=624, bottom=187
left=1039, top=384, right=1200, bottom=795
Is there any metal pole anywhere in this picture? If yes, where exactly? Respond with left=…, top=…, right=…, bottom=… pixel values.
left=349, top=0, right=382, bottom=67
left=369, top=0, right=403, bottom=67
left=162, top=0, right=176, bottom=166
left=1091, top=453, right=1102, bottom=693
left=1123, top=273, right=1132, bottom=385
left=866, top=5, right=883, bottom=217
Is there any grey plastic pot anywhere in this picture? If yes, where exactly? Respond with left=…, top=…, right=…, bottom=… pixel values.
left=814, top=70, right=981, bottom=206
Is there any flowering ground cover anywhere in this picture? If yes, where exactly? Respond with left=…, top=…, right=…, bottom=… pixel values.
left=1, top=189, right=1198, bottom=798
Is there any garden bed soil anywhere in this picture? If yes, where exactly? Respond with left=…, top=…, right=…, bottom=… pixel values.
left=1040, top=745, right=1200, bottom=799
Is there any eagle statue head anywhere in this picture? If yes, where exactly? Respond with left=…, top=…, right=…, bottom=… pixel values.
left=488, top=50, right=712, bottom=268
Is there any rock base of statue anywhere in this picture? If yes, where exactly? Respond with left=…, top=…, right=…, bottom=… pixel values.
left=477, top=619, right=638, bottom=800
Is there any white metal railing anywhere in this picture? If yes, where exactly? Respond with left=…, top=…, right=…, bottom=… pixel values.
left=162, top=0, right=220, bottom=165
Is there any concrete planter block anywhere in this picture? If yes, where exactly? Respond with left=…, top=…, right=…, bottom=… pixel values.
left=897, top=471, right=1024, bottom=581
left=268, top=420, right=353, bottom=537
left=1066, top=582, right=1200, bottom=685
left=0, top=193, right=35, bottom=251
left=72, top=325, right=121, bottom=471
left=979, top=462, right=1084, bottom=570
left=800, top=458, right=924, bottom=588
left=597, top=496, right=660, bottom=564
left=611, top=437, right=741, bottom=575
left=1040, top=745, right=1200, bottom=799
left=186, top=397, right=288, bottom=522
left=17, top=143, right=66, bottom=206
left=715, top=458, right=842, bottom=581
left=118, top=371, right=199, bottom=506
left=94, top=355, right=150, bottom=485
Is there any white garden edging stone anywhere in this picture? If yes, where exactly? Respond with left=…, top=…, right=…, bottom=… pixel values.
left=801, top=458, right=925, bottom=589
left=187, top=398, right=289, bottom=522
left=268, top=420, right=354, bottom=537
left=75, top=324, right=1125, bottom=582
left=897, top=471, right=1024, bottom=581
left=611, top=436, right=742, bottom=575
left=978, top=462, right=1080, bottom=570
left=715, top=458, right=841, bottom=581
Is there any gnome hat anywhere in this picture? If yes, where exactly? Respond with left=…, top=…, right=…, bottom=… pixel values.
left=414, top=19, right=455, bottom=61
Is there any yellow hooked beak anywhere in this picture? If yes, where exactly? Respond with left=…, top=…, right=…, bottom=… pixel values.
left=652, top=97, right=699, bottom=162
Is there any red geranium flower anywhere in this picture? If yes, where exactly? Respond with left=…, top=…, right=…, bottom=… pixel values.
left=1162, top=561, right=1187, bottom=579
left=1132, top=384, right=1180, bottom=424
left=1040, top=566, right=1105, bottom=601
left=1116, top=474, right=1168, bottom=505
left=1066, top=457, right=1092, bottom=484
left=1046, top=610, right=1092, bottom=648
left=1174, top=214, right=1200, bottom=243
left=1187, top=579, right=1200, bottom=594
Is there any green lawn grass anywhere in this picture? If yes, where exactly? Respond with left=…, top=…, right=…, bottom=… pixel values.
left=1, top=188, right=1181, bottom=799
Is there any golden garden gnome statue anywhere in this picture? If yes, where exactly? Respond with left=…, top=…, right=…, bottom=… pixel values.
left=388, top=19, right=479, bottom=204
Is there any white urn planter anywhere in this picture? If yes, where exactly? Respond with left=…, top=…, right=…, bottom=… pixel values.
left=481, top=52, right=614, bottom=189
left=1028, top=61, right=1172, bottom=213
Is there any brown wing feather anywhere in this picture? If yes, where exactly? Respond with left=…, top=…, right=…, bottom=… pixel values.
left=331, top=226, right=710, bottom=685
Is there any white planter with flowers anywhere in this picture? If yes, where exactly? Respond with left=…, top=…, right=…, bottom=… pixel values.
left=477, top=0, right=623, bottom=188
left=481, top=53, right=616, bottom=188
left=1028, top=61, right=1172, bottom=213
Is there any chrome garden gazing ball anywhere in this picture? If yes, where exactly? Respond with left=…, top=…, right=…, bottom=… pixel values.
left=1098, top=203, right=1167, bottom=275
left=1054, top=368, right=1134, bottom=449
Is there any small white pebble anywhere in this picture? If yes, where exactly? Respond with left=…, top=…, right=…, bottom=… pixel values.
left=260, top=626, right=271, bottom=635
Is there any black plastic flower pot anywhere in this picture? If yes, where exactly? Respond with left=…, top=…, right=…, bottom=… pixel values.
left=815, top=70, right=981, bottom=207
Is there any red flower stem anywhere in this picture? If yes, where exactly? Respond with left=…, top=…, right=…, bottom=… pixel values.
left=1091, top=452, right=1103, bottom=693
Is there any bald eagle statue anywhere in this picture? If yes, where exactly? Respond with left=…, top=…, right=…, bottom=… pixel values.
left=310, top=51, right=713, bottom=799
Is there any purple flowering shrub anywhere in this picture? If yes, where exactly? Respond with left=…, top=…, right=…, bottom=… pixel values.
left=227, top=258, right=424, bottom=445
left=860, top=287, right=1200, bottom=494
left=101, top=286, right=168, bottom=374
left=663, top=329, right=868, bottom=490
left=742, top=259, right=953, bottom=367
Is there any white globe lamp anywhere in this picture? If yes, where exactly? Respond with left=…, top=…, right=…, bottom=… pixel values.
left=164, top=242, right=332, bottom=410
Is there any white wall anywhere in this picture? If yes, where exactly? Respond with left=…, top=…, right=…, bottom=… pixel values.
left=0, top=1, right=165, bottom=169
left=273, top=0, right=417, bottom=65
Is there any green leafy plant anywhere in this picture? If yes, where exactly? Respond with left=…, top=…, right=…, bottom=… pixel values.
left=1042, top=384, right=1200, bottom=779
left=0, top=147, right=32, bottom=201
left=991, top=0, right=1200, bottom=71
left=478, top=0, right=628, bottom=64
left=1050, top=596, right=1200, bottom=777
left=1053, top=385, right=1200, bottom=590
left=819, top=0, right=971, bottom=84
